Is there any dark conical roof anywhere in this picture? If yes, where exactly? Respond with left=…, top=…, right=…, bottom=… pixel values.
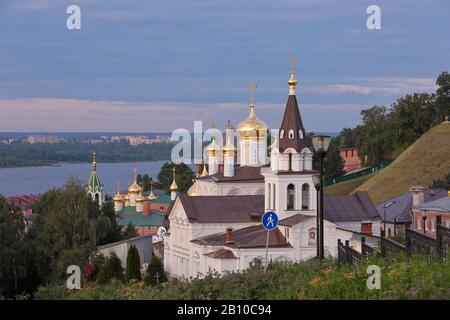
left=278, top=95, right=306, bottom=152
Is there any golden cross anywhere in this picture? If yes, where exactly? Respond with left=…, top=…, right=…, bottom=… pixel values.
left=290, top=58, right=296, bottom=74
left=116, top=180, right=120, bottom=193
left=247, top=82, right=257, bottom=106
left=133, top=168, right=138, bottom=181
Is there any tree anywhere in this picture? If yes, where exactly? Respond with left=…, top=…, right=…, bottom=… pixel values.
left=144, top=255, right=167, bottom=286
left=323, top=138, right=345, bottom=180
left=430, top=173, right=450, bottom=189
left=96, top=253, right=123, bottom=285
left=354, top=106, right=392, bottom=166
left=125, top=245, right=142, bottom=282
left=0, top=196, right=27, bottom=297
left=390, top=93, right=435, bottom=149
left=434, top=71, right=450, bottom=122
left=29, top=178, right=121, bottom=281
left=137, top=174, right=153, bottom=192
left=156, top=162, right=195, bottom=194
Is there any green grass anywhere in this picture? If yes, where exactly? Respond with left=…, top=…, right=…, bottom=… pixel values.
left=325, top=173, right=375, bottom=195
left=355, top=123, right=450, bottom=203
left=35, top=256, right=450, bottom=300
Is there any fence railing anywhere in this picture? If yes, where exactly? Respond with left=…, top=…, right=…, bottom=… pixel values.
left=325, top=160, right=393, bottom=187
left=338, top=218, right=450, bottom=266
left=381, top=236, right=407, bottom=258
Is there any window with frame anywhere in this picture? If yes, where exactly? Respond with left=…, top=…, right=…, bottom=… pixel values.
left=280, top=129, right=284, bottom=139
left=287, top=184, right=295, bottom=210
left=302, top=184, right=310, bottom=210
left=288, top=129, right=294, bottom=139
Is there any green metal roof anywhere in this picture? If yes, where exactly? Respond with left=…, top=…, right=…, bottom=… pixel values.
left=118, top=207, right=166, bottom=227
left=152, top=195, right=172, bottom=204
left=87, top=171, right=103, bottom=193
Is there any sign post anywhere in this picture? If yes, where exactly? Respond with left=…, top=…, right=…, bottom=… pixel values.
left=261, top=211, right=279, bottom=272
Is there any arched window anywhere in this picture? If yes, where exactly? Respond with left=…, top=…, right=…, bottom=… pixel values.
left=298, top=129, right=303, bottom=139
left=302, top=184, right=310, bottom=210
left=288, top=129, right=294, bottom=139
left=280, top=129, right=284, bottom=139
left=287, top=184, right=295, bottom=210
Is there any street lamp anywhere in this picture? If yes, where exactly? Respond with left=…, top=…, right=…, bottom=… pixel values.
left=312, top=174, right=321, bottom=259
left=382, top=201, right=395, bottom=237
left=311, top=135, right=331, bottom=260
left=421, top=210, right=428, bottom=235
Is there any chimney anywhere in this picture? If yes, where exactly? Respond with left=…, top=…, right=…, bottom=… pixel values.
left=226, top=227, right=234, bottom=244
left=410, top=186, right=425, bottom=206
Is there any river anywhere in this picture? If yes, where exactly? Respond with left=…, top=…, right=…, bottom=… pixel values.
left=0, top=160, right=169, bottom=196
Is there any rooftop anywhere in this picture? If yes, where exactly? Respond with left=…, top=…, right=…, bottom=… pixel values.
left=196, top=165, right=264, bottom=183
left=192, top=224, right=291, bottom=249
left=178, top=193, right=264, bottom=223
left=414, top=196, right=450, bottom=213
left=118, top=207, right=166, bottom=227
left=375, top=188, right=448, bottom=223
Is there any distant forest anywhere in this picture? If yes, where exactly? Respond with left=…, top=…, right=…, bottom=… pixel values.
left=0, top=142, right=173, bottom=168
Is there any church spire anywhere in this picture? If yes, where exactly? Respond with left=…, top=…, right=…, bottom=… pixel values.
left=170, top=166, right=178, bottom=201
left=278, top=58, right=306, bottom=153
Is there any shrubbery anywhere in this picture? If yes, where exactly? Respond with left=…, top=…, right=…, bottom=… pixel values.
left=35, top=256, right=450, bottom=300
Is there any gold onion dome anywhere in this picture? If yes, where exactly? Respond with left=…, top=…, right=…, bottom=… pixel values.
left=205, top=137, right=220, bottom=156
left=113, top=192, right=122, bottom=202
left=147, top=183, right=157, bottom=200
left=136, top=192, right=145, bottom=202
left=223, top=136, right=235, bottom=156
left=237, top=82, right=268, bottom=139
left=124, top=194, right=130, bottom=201
left=170, top=167, right=178, bottom=192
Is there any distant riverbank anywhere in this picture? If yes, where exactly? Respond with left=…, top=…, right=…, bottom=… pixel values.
left=0, top=160, right=169, bottom=196
left=0, top=142, right=173, bottom=168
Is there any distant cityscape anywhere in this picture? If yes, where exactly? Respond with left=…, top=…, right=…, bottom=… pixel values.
left=0, top=133, right=172, bottom=146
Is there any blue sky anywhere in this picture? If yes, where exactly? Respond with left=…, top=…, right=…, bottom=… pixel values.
left=0, top=0, right=448, bottom=132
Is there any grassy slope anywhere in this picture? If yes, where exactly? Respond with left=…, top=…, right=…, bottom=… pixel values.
left=35, top=257, right=450, bottom=300
left=355, top=123, right=450, bottom=204
left=324, top=173, right=375, bottom=195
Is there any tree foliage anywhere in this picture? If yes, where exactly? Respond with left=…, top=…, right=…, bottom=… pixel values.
left=156, top=162, right=195, bottom=194
left=144, top=255, right=167, bottom=286
left=96, top=253, right=124, bottom=285
left=28, top=178, right=121, bottom=281
left=430, top=173, right=450, bottom=189
left=125, top=245, right=142, bottom=282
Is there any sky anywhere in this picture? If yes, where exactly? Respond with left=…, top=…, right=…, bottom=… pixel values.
left=0, top=0, right=449, bottom=132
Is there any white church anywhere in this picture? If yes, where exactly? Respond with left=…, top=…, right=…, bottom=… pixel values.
left=163, top=63, right=381, bottom=279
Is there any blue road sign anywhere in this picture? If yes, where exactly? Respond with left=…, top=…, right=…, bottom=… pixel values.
left=262, top=211, right=279, bottom=231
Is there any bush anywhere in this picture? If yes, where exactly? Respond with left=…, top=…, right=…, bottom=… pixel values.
left=96, top=253, right=123, bottom=285
left=125, top=245, right=141, bottom=282
left=144, top=255, right=167, bottom=286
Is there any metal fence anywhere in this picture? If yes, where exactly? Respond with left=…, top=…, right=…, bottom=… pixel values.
left=325, top=160, right=393, bottom=187
left=338, top=219, right=450, bottom=266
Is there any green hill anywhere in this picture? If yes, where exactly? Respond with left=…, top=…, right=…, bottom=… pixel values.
left=325, top=173, right=375, bottom=195
left=354, top=123, right=450, bottom=203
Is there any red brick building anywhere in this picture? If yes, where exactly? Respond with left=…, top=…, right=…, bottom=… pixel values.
left=412, top=193, right=450, bottom=236
left=339, top=148, right=362, bottom=173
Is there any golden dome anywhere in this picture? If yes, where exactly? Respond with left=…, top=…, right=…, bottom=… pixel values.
left=237, top=105, right=268, bottom=139
left=113, top=192, right=122, bottom=202
left=170, top=167, right=178, bottom=192
left=147, top=192, right=157, bottom=200
left=128, top=182, right=141, bottom=194
left=223, top=136, right=235, bottom=156
left=205, top=137, right=220, bottom=156
left=124, top=194, right=130, bottom=201
left=136, top=192, right=145, bottom=202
